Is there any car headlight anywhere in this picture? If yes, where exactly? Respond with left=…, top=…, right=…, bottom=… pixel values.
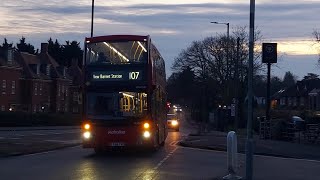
left=172, top=120, right=178, bottom=126
left=143, top=131, right=151, bottom=138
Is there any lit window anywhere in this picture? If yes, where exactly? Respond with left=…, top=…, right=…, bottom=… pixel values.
left=11, top=81, right=15, bottom=94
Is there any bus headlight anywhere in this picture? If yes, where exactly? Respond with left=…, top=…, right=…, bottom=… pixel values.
left=84, top=123, right=91, bottom=130
left=143, top=131, right=151, bottom=138
left=83, top=131, right=91, bottom=139
left=171, top=120, right=178, bottom=126
left=143, top=122, right=150, bottom=129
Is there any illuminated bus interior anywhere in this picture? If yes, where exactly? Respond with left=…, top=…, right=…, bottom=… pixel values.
left=86, top=41, right=147, bottom=64
left=87, top=92, right=148, bottom=118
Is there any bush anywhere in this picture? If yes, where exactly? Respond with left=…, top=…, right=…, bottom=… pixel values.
left=271, top=119, right=288, bottom=140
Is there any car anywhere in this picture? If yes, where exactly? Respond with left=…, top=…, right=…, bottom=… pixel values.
left=173, top=105, right=182, bottom=112
left=167, top=113, right=180, bottom=131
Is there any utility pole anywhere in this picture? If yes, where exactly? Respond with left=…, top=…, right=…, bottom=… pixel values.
left=246, top=0, right=255, bottom=180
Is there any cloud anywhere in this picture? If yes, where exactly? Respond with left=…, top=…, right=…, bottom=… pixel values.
left=0, top=1, right=319, bottom=76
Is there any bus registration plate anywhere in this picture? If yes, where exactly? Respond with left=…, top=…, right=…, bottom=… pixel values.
left=110, top=142, right=125, bottom=147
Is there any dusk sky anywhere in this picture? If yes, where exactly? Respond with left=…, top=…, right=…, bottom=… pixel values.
left=1, top=0, right=320, bottom=80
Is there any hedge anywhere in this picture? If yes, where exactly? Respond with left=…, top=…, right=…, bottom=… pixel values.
left=0, top=112, right=81, bottom=127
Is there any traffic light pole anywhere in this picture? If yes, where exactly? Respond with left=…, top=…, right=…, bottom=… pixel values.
left=266, top=62, right=271, bottom=138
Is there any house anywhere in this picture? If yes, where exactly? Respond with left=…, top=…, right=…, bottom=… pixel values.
left=16, top=43, right=72, bottom=113
left=272, top=79, right=320, bottom=110
left=0, top=42, right=82, bottom=114
left=0, top=48, right=23, bottom=112
left=67, top=58, right=82, bottom=114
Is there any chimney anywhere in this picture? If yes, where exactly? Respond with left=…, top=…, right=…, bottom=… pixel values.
left=41, top=43, right=48, bottom=54
left=7, top=48, right=14, bottom=65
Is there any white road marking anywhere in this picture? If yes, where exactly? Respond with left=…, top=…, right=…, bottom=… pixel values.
left=153, top=146, right=178, bottom=170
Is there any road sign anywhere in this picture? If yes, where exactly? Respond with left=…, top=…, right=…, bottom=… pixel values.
left=262, top=43, right=277, bottom=63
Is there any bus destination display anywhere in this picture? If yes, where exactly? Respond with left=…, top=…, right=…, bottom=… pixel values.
left=91, top=71, right=143, bottom=81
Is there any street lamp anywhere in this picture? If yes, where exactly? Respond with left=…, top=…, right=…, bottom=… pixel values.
left=91, top=0, right=95, bottom=37
left=210, top=21, right=230, bottom=75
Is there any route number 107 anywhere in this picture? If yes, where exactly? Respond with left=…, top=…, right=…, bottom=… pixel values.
left=129, top=72, right=140, bottom=80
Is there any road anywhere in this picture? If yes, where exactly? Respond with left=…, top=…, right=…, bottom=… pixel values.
left=0, top=114, right=229, bottom=180
left=1, top=112, right=320, bottom=180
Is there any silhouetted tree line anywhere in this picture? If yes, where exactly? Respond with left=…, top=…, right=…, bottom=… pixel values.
left=0, top=37, right=83, bottom=67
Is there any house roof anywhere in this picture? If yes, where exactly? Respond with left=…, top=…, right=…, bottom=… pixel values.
left=67, top=64, right=82, bottom=85
left=0, top=50, right=23, bottom=69
left=16, top=51, right=70, bottom=81
left=273, top=79, right=320, bottom=99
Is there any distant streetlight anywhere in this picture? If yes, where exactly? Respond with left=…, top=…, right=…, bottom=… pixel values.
left=91, top=0, right=95, bottom=37
left=210, top=21, right=230, bottom=75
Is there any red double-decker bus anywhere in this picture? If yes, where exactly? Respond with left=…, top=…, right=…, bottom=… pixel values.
left=81, top=35, right=167, bottom=153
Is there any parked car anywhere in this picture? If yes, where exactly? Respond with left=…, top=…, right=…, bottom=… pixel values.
left=167, top=113, right=180, bottom=131
left=291, top=116, right=305, bottom=131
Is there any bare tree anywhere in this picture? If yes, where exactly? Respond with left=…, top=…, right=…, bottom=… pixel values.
left=313, top=30, right=320, bottom=62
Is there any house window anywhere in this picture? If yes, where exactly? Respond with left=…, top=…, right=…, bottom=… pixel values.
left=33, top=105, right=37, bottom=112
left=1, top=105, right=5, bottom=111
left=58, top=84, right=60, bottom=97
left=65, top=88, right=68, bottom=97
left=39, top=84, right=42, bottom=95
left=11, top=81, right=15, bottom=94
left=61, top=85, right=65, bottom=100
left=293, top=97, right=297, bottom=106
left=280, top=98, right=286, bottom=105
left=34, top=83, right=38, bottom=95
left=73, top=92, right=77, bottom=101
left=73, top=107, right=79, bottom=113
left=300, top=97, right=305, bottom=106
left=288, top=97, right=292, bottom=106
left=2, top=80, right=6, bottom=94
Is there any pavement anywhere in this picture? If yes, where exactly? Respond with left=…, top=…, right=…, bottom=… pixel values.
left=179, top=130, right=320, bottom=161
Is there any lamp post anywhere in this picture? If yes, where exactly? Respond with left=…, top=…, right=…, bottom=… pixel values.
left=210, top=21, right=230, bottom=76
left=91, top=0, right=95, bottom=37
